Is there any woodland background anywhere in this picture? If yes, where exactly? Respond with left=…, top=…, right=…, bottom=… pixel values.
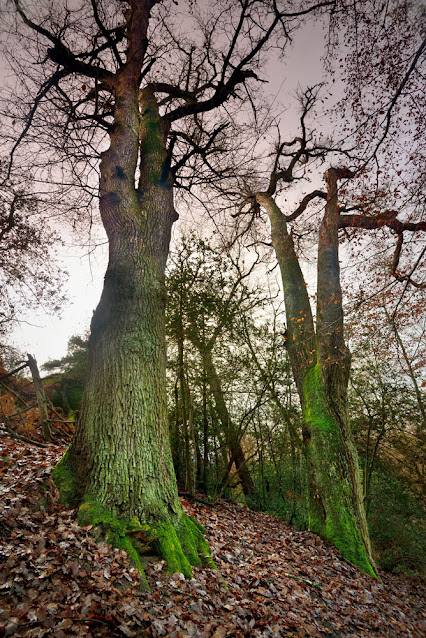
left=0, top=0, right=425, bottom=634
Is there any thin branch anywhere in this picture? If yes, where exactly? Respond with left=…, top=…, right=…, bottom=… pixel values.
left=367, top=35, right=426, bottom=161
left=89, top=0, right=123, bottom=67
left=2, top=70, right=66, bottom=184
left=285, top=190, right=327, bottom=222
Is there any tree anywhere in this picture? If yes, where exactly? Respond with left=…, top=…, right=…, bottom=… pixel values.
left=238, top=50, right=425, bottom=573
left=250, top=164, right=377, bottom=577
left=242, top=312, right=303, bottom=523
left=43, top=333, right=90, bottom=415
left=348, top=353, right=424, bottom=513
left=6, top=0, right=335, bottom=585
left=0, top=167, right=64, bottom=342
left=166, top=236, right=262, bottom=500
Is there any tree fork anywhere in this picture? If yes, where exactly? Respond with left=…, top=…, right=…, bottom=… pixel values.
left=49, top=5, right=213, bottom=583
left=256, top=181, right=377, bottom=578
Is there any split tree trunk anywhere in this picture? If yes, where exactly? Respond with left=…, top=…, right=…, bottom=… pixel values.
left=65, top=83, right=181, bottom=516
left=52, top=13, right=213, bottom=583
left=256, top=172, right=377, bottom=578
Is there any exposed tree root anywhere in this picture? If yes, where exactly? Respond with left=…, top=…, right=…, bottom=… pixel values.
left=53, top=451, right=216, bottom=590
left=77, top=500, right=216, bottom=591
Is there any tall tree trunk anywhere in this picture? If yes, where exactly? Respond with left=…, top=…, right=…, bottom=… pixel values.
left=178, top=335, right=193, bottom=494
left=52, top=35, right=213, bottom=584
left=256, top=175, right=377, bottom=578
left=202, top=362, right=209, bottom=490
left=197, top=344, right=256, bottom=499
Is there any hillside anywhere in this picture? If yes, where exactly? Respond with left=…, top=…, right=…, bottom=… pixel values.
left=0, top=432, right=424, bottom=638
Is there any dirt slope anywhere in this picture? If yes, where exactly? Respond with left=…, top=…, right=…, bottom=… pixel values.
left=0, top=433, right=424, bottom=637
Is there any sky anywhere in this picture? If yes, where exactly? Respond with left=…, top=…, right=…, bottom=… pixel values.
left=4, top=13, right=329, bottom=368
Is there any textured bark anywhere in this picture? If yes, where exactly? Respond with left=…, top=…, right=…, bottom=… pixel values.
left=256, top=181, right=377, bottom=578
left=27, top=354, right=50, bottom=442
left=64, top=81, right=181, bottom=521
left=50, top=3, right=214, bottom=581
left=53, top=83, right=215, bottom=584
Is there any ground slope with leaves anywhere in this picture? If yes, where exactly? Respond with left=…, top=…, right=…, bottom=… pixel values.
left=0, top=432, right=424, bottom=638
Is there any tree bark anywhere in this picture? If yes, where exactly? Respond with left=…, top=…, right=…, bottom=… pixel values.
left=27, top=353, right=50, bottom=442
left=52, top=10, right=213, bottom=583
left=256, top=175, right=377, bottom=578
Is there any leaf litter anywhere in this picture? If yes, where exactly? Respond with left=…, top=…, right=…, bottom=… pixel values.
left=0, top=433, right=424, bottom=637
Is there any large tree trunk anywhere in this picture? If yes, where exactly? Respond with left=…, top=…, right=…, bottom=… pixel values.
left=52, top=22, right=213, bottom=584
left=256, top=181, right=377, bottom=578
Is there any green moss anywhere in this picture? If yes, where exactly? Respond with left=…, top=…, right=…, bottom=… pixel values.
left=178, top=514, right=216, bottom=569
left=324, top=505, right=378, bottom=579
left=77, top=502, right=215, bottom=590
left=188, top=515, right=207, bottom=534
left=302, top=364, right=378, bottom=579
left=152, top=520, right=193, bottom=578
left=150, top=513, right=215, bottom=578
left=78, top=500, right=152, bottom=590
left=303, top=363, right=338, bottom=434
left=139, top=94, right=167, bottom=186
left=52, top=448, right=79, bottom=506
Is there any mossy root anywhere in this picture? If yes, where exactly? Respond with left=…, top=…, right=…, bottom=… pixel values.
left=52, top=448, right=79, bottom=506
left=152, top=513, right=216, bottom=578
left=76, top=501, right=216, bottom=591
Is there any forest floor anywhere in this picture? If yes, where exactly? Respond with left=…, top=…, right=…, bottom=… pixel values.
left=0, top=432, right=424, bottom=638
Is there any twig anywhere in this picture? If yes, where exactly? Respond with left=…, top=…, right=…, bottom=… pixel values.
left=4, top=402, right=38, bottom=417
left=0, top=362, right=28, bottom=381
left=0, top=424, right=48, bottom=448
left=0, top=380, right=30, bottom=407
left=283, top=572, right=322, bottom=588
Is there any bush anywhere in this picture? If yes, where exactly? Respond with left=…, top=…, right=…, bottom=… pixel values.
left=367, top=461, right=425, bottom=575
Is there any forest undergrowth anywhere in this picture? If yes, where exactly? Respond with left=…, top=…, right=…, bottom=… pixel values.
left=0, top=431, right=425, bottom=638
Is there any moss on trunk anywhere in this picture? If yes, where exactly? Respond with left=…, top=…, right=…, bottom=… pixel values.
left=51, top=84, right=214, bottom=586
left=256, top=187, right=377, bottom=579
left=52, top=448, right=80, bottom=506
left=303, top=364, right=377, bottom=578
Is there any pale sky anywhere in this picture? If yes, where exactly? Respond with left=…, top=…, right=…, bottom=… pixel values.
left=5, top=17, right=329, bottom=367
